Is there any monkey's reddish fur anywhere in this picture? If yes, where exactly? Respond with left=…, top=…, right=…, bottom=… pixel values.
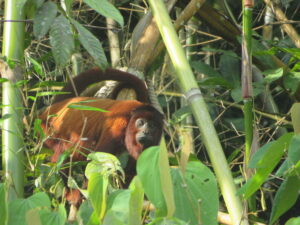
left=40, top=97, right=163, bottom=162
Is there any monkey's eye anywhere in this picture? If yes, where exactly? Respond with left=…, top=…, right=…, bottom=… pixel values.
left=136, top=118, right=146, bottom=128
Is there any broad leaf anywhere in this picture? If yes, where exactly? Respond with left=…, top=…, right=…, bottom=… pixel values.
left=219, top=53, right=240, bottom=88
left=83, top=0, right=124, bottom=27
left=285, top=217, right=300, bottom=225
left=199, top=76, right=233, bottom=89
left=148, top=217, right=187, bottom=225
left=72, top=20, right=108, bottom=69
left=291, top=103, right=300, bottom=134
left=77, top=201, right=94, bottom=225
left=137, top=146, right=167, bottom=217
left=103, top=190, right=131, bottom=225
left=190, top=61, right=221, bottom=77
left=50, top=15, right=75, bottom=67
left=171, top=161, right=218, bottom=225
left=27, top=57, right=45, bottom=76
left=238, top=133, right=293, bottom=198
left=276, top=134, right=300, bottom=176
left=33, top=1, right=57, bottom=39
left=102, top=211, right=125, bottom=225
left=8, top=192, right=51, bottom=225
left=270, top=176, right=300, bottom=224
left=85, top=152, right=123, bottom=180
left=283, top=72, right=300, bottom=94
left=263, top=68, right=284, bottom=83
left=88, top=173, right=108, bottom=221
left=27, top=204, right=67, bottom=225
left=128, top=177, right=144, bottom=225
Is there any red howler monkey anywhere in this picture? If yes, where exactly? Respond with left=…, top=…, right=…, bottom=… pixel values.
left=39, top=68, right=164, bottom=210
left=41, top=68, right=164, bottom=161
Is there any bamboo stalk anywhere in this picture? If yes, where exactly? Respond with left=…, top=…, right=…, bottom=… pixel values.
left=1, top=0, right=25, bottom=201
left=147, top=0, right=248, bottom=224
left=242, top=0, right=254, bottom=170
left=242, top=0, right=258, bottom=214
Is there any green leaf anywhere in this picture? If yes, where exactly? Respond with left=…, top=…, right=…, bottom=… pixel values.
left=27, top=204, right=67, bottom=225
left=50, top=15, right=75, bottom=67
left=219, top=53, right=240, bottom=88
left=25, top=209, right=42, bottom=225
left=128, top=177, right=144, bottom=225
left=270, top=176, right=300, bottom=224
left=103, top=190, right=131, bottom=225
left=137, top=146, right=167, bottom=217
left=67, top=103, right=108, bottom=112
left=148, top=217, right=187, bottom=225
left=248, top=142, right=274, bottom=168
left=289, top=160, right=300, bottom=176
left=33, top=118, right=44, bottom=138
left=71, top=20, right=108, bottom=69
left=231, top=87, right=243, bottom=103
left=252, top=39, right=277, bottom=69
left=61, top=0, right=73, bottom=17
left=190, top=61, right=221, bottom=77
left=283, top=72, right=300, bottom=94
left=0, top=78, right=9, bottom=83
left=24, top=0, right=45, bottom=18
left=285, top=217, right=300, bottom=225
left=83, top=0, right=124, bottom=27
left=87, top=211, right=101, bottom=225
left=56, top=151, right=71, bottom=172
left=263, top=68, right=284, bottom=83
left=238, top=133, right=294, bottom=198
left=291, top=103, right=300, bottom=133
left=158, top=141, right=175, bottom=218
left=102, top=211, right=125, bottom=225
left=0, top=184, right=7, bottom=225
left=36, top=91, right=70, bottom=97
left=171, top=161, right=218, bottom=225
left=77, top=201, right=94, bottom=225
left=276, top=133, right=300, bottom=176
left=171, top=106, right=192, bottom=124
left=8, top=192, right=51, bottom=225
left=85, top=152, right=123, bottom=180
left=33, top=1, right=57, bottom=39
left=199, top=76, right=233, bottom=89
left=27, top=57, right=45, bottom=77
left=88, top=173, right=108, bottom=221
left=102, top=178, right=144, bottom=225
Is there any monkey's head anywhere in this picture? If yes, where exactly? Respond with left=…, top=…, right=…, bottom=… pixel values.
left=125, top=105, right=164, bottom=159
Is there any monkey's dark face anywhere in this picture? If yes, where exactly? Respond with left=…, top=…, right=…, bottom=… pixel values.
left=135, top=118, right=157, bottom=148
left=125, top=106, right=164, bottom=159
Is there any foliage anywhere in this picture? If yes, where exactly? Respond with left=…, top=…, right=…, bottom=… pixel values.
left=1, top=0, right=300, bottom=224
left=0, top=150, right=218, bottom=225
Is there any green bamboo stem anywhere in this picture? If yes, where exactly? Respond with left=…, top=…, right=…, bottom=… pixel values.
left=242, top=2, right=254, bottom=168
left=243, top=99, right=253, bottom=166
left=2, top=0, right=25, bottom=201
left=242, top=0, right=256, bottom=213
left=148, top=0, right=248, bottom=224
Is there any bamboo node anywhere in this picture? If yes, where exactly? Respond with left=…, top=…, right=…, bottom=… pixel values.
left=185, top=88, right=202, bottom=103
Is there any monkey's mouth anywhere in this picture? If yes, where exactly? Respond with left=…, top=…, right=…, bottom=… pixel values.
left=136, top=135, right=153, bottom=148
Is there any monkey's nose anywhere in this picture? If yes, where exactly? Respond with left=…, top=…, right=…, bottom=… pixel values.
left=137, top=135, right=152, bottom=147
